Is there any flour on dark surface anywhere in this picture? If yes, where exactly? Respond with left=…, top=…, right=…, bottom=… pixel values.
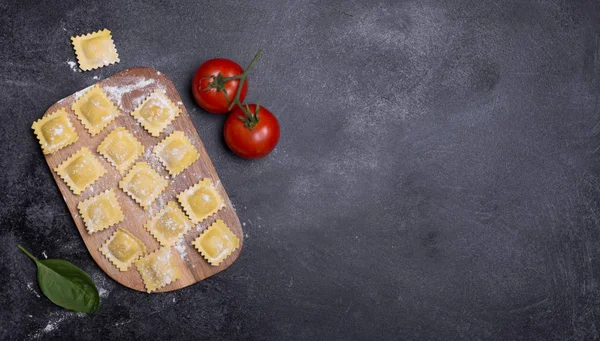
left=1, top=0, right=600, bottom=340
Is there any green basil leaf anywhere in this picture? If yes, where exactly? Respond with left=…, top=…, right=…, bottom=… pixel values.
left=18, top=245, right=100, bottom=313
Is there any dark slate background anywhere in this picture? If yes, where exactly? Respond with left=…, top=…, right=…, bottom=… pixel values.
left=1, top=0, right=600, bottom=340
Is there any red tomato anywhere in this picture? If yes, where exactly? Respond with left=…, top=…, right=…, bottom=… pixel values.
left=191, top=58, right=248, bottom=114
left=224, top=104, right=280, bottom=159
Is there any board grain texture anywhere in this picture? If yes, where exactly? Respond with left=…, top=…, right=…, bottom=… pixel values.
left=39, top=67, right=243, bottom=293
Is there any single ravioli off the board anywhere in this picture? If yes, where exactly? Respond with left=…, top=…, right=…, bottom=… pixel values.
left=71, top=29, right=120, bottom=71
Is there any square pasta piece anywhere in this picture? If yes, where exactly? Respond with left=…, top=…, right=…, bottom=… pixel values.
left=177, top=179, right=224, bottom=224
left=130, top=90, right=181, bottom=137
left=78, top=189, right=124, bottom=234
left=119, top=162, right=168, bottom=210
left=192, top=220, right=239, bottom=266
left=153, top=131, right=199, bottom=176
left=31, top=108, right=78, bottom=154
left=55, top=147, right=107, bottom=195
left=145, top=201, right=192, bottom=247
left=97, top=127, right=144, bottom=174
left=135, top=247, right=182, bottom=293
left=100, top=228, right=146, bottom=271
left=71, top=29, right=119, bottom=71
left=72, top=85, right=120, bottom=136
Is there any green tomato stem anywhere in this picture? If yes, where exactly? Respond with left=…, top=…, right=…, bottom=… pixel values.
left=200, top=50, right=264, bottom=126
left=227, top=50, right=263, bottom=116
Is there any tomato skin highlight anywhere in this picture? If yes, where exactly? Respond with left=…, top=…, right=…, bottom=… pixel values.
left=191, top=58, right=248, bottom=114
left=224, top=105, right=280, bottom=159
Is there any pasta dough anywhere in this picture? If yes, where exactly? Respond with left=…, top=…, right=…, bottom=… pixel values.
left=145, top=201, right=192, bottom=247
left=192, top=220, right=239, bottom=266
left=71, top=29, right=119, bottom=71
left=100, top=228, right=146, bottom=271
left=72, top=85, right=120, bottom=136
left=153, top=131, right=199, bottom=176
left=135, top=247, right=182, bottom=293
left=55, top=147, right=107, bottom=195
left=31, top=108, right=78, bottom=154
left=130, top=90, right=181, bottom=137
left=97, top=127, right=144, bottom=174
left=177, top=179, right=224, bottom=224
left=78, top=189, right=124, bottom=234
left=119, top=162, right=168, bottom=210
left=34, top=68, right=246, bottom=293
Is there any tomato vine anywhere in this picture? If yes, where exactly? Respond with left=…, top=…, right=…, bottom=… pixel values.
left=201, top=50, right=264, bottom=129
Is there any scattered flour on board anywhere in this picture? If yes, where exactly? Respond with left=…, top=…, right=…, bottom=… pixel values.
left=143, top=144, right=167, bottom=172
left=74, top=85, right=93, bottom=99
left=147, top=191, right=167, bottom=217
left=174, top=239, right=187, bottom=260
left=103, top=78, right=155, bottom=108
left=196, top=221, right=209, bottom=232
left=131, top=96, right=146, bottom=110
left=66, top=60, right=79, bottom=72
left=143, top=147, right=153, bottom=159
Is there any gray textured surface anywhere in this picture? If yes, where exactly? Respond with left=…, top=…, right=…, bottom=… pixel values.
left=1, top=0, right=600, bottom=340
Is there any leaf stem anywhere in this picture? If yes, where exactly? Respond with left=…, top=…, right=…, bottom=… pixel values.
left=18, top=245, right=39, bottom=262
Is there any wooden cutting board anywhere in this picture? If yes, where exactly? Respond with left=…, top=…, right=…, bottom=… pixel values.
left=38, top=67, right=243, bottom=292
